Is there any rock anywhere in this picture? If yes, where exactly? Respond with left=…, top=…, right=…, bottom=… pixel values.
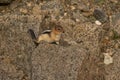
left=20, top=8, right=28, bottom=14
left=105, top=49, right=120, bottom=80
left=32, top=44, right=86, bottom=80
left=93, top=9, right=108, bottom=23
left=110, top=30, right=120, bottom=40
left=94, top=0, right=105, bottom=4
left=32, top=4, right=41, bottom=15
left=111, top=13, right=120, bottom=26
left=103, top=53, right=113, bottom=65
left=0, top=15, right=38, bottom=80
left=10, top=0, right=20, bottom=9
left=1, top=0, right=120, bottom=80
left=64, top=12, right=67, bottom=16
left=71, top=0, right=79, bottom=5
left=0, top=0, right=12, bottom=4
left=41, top=1, right=62, bottom=10
left=77, top=1, right=90, bottom=12
left=75, top=19, right=80, bottom=22
left=70, top=6, right=76, bottom=10
left=72, top=10, right=87, bottom=22
left=111, top=13, right=120, bottom=39
left=103, top=49, right=114, bottom=65
left=95, top=20, right=102, bottom=25
left=110, top=0, right=118, bottom=3
left=26, top=2, right=32, bottom=7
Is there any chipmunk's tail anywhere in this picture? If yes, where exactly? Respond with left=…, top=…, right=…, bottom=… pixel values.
left=28, top=29, right=37, bottom=40
left=28, top=29, right=39, bottom=46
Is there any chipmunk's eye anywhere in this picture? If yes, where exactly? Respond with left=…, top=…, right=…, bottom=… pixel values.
left=57, top=28, right=61, bottom=30
left=57, top=28, right=61, bottom=31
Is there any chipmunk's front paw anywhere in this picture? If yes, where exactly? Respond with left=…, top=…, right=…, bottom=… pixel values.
left=56, top=42, right=59, bottom=45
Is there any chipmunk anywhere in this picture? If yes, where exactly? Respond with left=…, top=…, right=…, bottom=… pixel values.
left=28, top=25, right=64, bottom=46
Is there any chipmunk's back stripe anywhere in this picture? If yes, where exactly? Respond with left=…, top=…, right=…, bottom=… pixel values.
left=42, top=30, right=51, bottom=34
left=42, top=30, right=51, bottom=37
left=42, top=31, right=51, bottom=34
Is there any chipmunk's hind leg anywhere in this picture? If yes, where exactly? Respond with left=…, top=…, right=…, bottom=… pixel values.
left=33, top=35, right=44, bottom=46
left=33, top=41, right=39, bottom=46
left=33, top=36, right=43, bottom=47
left=50, top=41, right=59, bottom=45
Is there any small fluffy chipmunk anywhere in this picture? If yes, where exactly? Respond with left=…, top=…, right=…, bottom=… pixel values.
left=28, top=25, right=64, bottom=46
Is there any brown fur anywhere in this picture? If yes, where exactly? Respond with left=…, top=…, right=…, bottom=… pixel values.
left=35, top=25, right=64, bottom=44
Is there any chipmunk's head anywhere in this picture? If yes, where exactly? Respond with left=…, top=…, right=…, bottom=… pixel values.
left=53, top=25, right=64, bottom=34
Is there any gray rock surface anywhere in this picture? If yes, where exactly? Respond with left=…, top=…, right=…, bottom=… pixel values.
left=0, top=0, right=120, bottom=80
left=32, top=44, right=86, bottom=80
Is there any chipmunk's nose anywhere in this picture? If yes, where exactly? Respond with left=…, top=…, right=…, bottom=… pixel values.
left=63, top=30, right=65, bottom=33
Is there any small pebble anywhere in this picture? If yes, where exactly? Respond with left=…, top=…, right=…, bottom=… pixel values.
left=26, top=2, right=32, bottom=7
left=95, top=20, right=102, bottom=25
left=76, top=19, right=80, bottom=22
left=64, top=13, right=67, bottom=16
left=103, top=52, right=113, bottom=65
left=70, top=6, right=76, bottom=10
left=20, top=8, right=28, bottom=14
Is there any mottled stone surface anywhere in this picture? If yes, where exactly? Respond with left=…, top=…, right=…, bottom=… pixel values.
left=0, top=0, right=120, bottom=80
left=32, top=44, right=86, bottom=80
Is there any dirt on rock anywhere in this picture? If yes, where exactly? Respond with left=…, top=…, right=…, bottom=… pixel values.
left=0, top=0, right=120, bottom=80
